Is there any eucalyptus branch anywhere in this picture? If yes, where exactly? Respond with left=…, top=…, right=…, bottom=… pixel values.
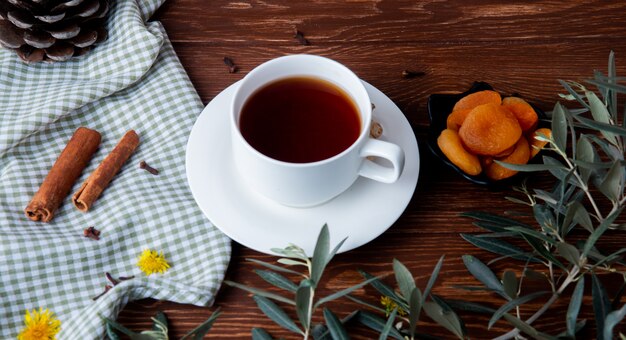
left=553, top=145, right=604, bottom=222
left=494, top=268, right=579, bottom=340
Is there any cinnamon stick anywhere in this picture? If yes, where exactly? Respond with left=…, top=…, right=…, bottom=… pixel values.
left=25, top=127, right=101, bottom=222
left=72, top=130, right=139, bottom=212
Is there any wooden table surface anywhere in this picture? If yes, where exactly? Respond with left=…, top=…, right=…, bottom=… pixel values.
left=117, top=1, right=626, bottom=338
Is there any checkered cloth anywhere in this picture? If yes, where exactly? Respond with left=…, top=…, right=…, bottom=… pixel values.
left=0, top=0, right=231, bottom=338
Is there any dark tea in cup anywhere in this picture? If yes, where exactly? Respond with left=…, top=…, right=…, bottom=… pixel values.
left=239, top=76, right=361, bottom=163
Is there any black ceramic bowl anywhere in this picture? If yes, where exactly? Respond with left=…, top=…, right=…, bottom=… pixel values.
left=427, top=82, right=547, bottom=186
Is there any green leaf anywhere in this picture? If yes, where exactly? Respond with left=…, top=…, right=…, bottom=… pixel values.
left=488, top=291, right=550, bottom=329
left=586, top=79, right=626, bottom=94
left=533, top=204, right=556, bottom=234
left=575, top=114, right=626, bottom=136
left=409, top=287, right=422, bottom=337
left=310, top=224, right=331, bottom=286
left=559, top=80, right=591, bottom=109
left=445, top=300, right=496, bottom=314
left=310, top=224, right=348, bottom=287
left=505, top=226, right=556, bottom=245
left=296, top=281, right=312, bottom=330
left=592, top=273, right=612, bottom=339
left=106, top=323, right=122, bottom=340
left=358, top=270, right=408, bottom=311
left=251, top=328, right=274, bottom=340
left=315, top=310, right=361, bottom=340
left=423, top=301, right=465, bottom=340
left=255, top=269, right=298, bottom=292
left=552, top=102, right=568, bottom=151
left=607, top=50, right=617, bottom=118
left=462, top=255, right=506, bottom=298
left=357, top=311, right=405, bottom=340
left=493, top=161, right=567, bottom=172
left=471, top=221, right=510, bottom=233
left=103, top=318, right=154, bottom=340
left=576, top=135, right=596, bottom=183
left=323, top=308, right=349, bottom=340
left=153, top=311, right=168, bottom=332
left=277, top=258, right=309, bottom=267
left=224, top=281, right=295, bottom=305
left=572, top=202, right=594, bottom=233
left=180, top=307, right=222, bottom=340
left=582, top=208, right=623, bottom=258
left=557, top=242, right=581, bottom=266
left=542, top=156, right=571, bottom=183
left=502, top=271, right=518, bottom=300
left=247, top=258, right=303, bottom=276
left=423, top=255, right=445, bottom=302
left=393, top=259, right=416, bottom=300
left=598, top=160, right=624, bottom=202
left=591, top=248, right=626, bottom=269
left=567, top=277, right=585, bottom=337
left=272, top=246, right=308, bottom=260
left=502, top=314, right=541, bottom=338
left=558, top=320, right=587, bottom=338
left=315, top=275, right=382, bottom=308
left=345, top=295, right=388, bottom=315
left=312, top=324, right=331, bottom=340
left=379, top=307, right=398, bottom=340
left=461, top=234, right=539, bottom=263
left=518, top=233, right=567, bottom=271
left=605, top=304, right=626, bottom=340
left=253, top=295, right=303, bottom=335
left=587, top=90, right=619, bottom=145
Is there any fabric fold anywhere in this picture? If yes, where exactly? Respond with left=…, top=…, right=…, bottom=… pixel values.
left=0, top=0, right=231, bottom=338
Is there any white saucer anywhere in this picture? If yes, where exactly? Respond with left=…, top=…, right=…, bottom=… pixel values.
left=186, top=80, right=419, bottom=255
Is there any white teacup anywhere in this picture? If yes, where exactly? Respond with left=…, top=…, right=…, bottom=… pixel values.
left=230, top=54, right=405, bottom=207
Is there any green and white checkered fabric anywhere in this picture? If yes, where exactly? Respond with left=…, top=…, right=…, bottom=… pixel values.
left=0, top=0, right=231, bottom=338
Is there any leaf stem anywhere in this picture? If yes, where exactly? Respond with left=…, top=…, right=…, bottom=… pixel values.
left=556, top=148, right=604, bottom=222
left=493, top=268, right=578, bottom=340
left=303, top=286, right=315, bottom=339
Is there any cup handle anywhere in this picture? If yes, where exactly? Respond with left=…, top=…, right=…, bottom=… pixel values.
left=358, top=138, right=405, bottom=183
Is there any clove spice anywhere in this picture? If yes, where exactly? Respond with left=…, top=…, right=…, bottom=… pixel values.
left=93, top=273, right=135, bottom=300
left=223, top=57, right=238, bottom=73
left=139, top=161, right=159, bottom=175
left=92, top=285, right=112, bottom=301
left=105, top=272, right=119, bottom=285
left=83, top=226, right=101, bottom=240
left=294, top=29, right=310, bottom=46
left=401, top=70, right=426, bottom=79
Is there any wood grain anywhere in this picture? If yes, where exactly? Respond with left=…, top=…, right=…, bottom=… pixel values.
left=116, top=1, right=626, bottom=339
left=154, top=0, right=626, bottom=44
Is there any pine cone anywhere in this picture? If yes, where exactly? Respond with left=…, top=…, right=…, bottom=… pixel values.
left=0, top=0, right=109, bottom=63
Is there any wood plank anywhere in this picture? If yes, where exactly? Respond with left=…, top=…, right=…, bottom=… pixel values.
left=114, top=1, right=626, bottom=338
left=153, top=0, right=626, bottom=44
left=171, top=41, right=626, bottom=124
left=118, top=235, right=626, bottom=338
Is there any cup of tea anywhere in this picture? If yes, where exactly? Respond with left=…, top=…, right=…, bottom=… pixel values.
left=230, top=54, right=405, bottom=207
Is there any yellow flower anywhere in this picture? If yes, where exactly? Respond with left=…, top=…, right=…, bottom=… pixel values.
left=137, top=249, right=170, bottom=276
left=17, top=308, right=61, bottom=340
left=380, top=296, right=407, bottom=316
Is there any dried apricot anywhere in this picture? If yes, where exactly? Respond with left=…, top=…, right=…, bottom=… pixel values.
left=459, top=103, right=522, bottom=156
left=480, top=156, right=494, bottom=168
left=502, top=97, right=538, bottom=132
left=529, top=128, right=552, bottom=158
left=437, top=129, right=482, bottom=176
left=446, top=109, right=471, bottom=131
left=494, top=144, right=516, bottom=158
left=485, top=137, right=530, bottom=180
left=453, top=90, right=501, bottom=112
